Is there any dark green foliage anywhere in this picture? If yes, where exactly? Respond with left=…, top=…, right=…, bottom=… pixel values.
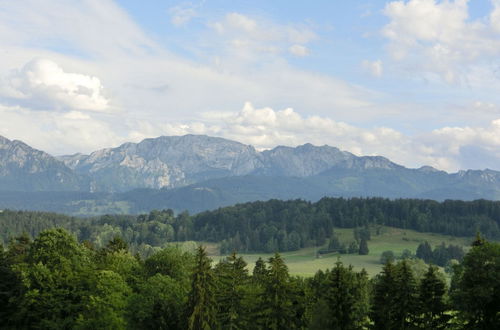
left=128, top=273, right=188, bottom=329
left=417, top=240, right=465, bottom=266
left=10, top=229, right=91, bottom=329
left=252, top=257, right=268, bottom=283
left=2, top=197, right=500, bottom=254
left=416, top=240, right=433, bottom=262
left=358, top=238, right=369, bottom=255
left=392, top=260, right=418, bottom=329
left=0, top=227, right=499, bottom=329
left=417, top=265, right=449, bottom=329
left=380, top=250, right=395, bottom=264
left=186, top=246, right=217, bottom=330
left=371, top=261, right=398, bottom=330
left=214, top=252, right=251, bottom=329
left=451, top=239, right=500, bottom=328
left=309, top=261, right=370, bottom=329
left=261, top=253, right=303, bottom=329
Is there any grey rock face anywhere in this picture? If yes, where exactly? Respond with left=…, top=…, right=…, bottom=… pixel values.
left=62, top=135, right=265, bottom=192
left=0, top=135, right=81, bottom=191
left=61, top=135, right=402, bottom=192
left=259, top=143, right=354, bottom=176
left=4, top=133, right=500, bottom=201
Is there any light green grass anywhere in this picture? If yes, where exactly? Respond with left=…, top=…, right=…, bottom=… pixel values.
left=209, top=226, right=473, bottom=278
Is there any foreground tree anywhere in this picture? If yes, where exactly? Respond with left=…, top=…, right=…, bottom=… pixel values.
left=371, top=261, right=397, bottom=330
left=10, top=228, right=92, bottom=329
left=417, top=265, right=449, bottom=329
left=262, top=253, right=302, bottom=329
left=214, top=252, right=250, bottom=329
left=310, top=261, right=369, bottom=329
left=393, top=260, right=418, bottom=329
left=128, top=273, right=188, bottom=329
left=186, top=246, right=217, bottom=330
left=451, top=238, right=500, bottom=328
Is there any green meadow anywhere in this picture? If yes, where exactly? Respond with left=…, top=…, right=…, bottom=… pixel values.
left=206, top=226, right=473, bottom=277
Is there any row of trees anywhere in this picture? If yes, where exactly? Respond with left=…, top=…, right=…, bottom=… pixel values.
left=1, top=228, right=499, bottom=329
left=2, top=197, right=500, bottom=253
left=416, top=241, right=465, bottom=266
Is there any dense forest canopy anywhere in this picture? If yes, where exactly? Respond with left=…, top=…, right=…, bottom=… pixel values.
left=1, top=228, right=499, bottom=329
left=1, top=197, right=499, bottom=254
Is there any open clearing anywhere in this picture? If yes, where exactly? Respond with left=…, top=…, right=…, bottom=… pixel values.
left=206, top=226, right=473, bottom=277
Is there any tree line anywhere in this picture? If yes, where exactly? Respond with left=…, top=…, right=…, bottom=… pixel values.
left=2, top=197, right=500, bottom=254
left=1, top=229, right=499, bottom=329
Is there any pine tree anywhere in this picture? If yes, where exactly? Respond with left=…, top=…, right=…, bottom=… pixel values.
left=187, top=246, right=217, bottom=330
left=214, top=252, right=249, bottom=329
left=252, top=257, right=268, bottom=284
left=417, top=265, right=449, bottom=329
left=393, top=260, right=418, bottom=329
left=323, top=261, right=370, bottom=330
left=371, top=261, right=398, bottom=330
left=262, top=253, right=299, bottom=329
left=416, top=241, right=433, bottom=263
left=358, top=238, right=369, bottom=255
left=451, top=240, right=500, bottom=328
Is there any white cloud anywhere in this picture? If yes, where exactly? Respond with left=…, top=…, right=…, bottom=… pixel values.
left=225, top=13, right=257, bottom=32
left=169, top=2, right=199, bottom=27
left=124, top=102, right=500, bottom=173
left=289, top=44, right=309, bottom=57
left=208, top=12, right=317, bottom=60
left=382, top=0, right=500, bottom=85
left=2, top=59, right=109, bottom=112
left=362, top=59, right=383, bottom=77
left=0, top=104, right=121, bottom=155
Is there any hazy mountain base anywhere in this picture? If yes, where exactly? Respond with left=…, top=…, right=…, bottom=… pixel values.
left=2, top=170, right=500, bottom=216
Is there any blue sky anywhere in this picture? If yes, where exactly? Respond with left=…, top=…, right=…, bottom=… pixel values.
left=1, top=0, right=500, bottom=172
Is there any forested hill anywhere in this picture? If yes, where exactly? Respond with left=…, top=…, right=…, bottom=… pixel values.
left=1, top=197, right=499, bottom=254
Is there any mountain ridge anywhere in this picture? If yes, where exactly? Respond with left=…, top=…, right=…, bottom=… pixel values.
left=2, top=133, right=500, bottom=215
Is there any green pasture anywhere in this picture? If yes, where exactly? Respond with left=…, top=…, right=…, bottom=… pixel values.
left=208, top=226, right=473, bottom=277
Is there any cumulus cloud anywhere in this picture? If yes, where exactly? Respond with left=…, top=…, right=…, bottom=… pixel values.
left=2, top=59, right=109, bottom=112
left=208, top=12, right=316, bottom=59
left=382, top=0, right=500, bottom=85
left=0, top=104, right=121, bottom=155
left=362, top=60, right=383, bottom=77
left=122, top=102, right=500, bottom=173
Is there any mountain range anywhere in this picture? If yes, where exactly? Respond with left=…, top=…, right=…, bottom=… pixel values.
left=1, top=133, right=500, bottom=214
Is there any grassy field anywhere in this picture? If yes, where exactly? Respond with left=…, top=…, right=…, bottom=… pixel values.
left=205, top=226, right=473, bottom=278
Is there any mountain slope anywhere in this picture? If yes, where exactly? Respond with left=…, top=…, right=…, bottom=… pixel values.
left=0, top=135, right=82, bottom=191
left=60, top=135, right=264, bottom=192
left=3, top=133, right=500, bottom=214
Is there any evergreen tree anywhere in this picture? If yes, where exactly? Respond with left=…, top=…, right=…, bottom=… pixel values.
left=417, top=265, right=449, bottom=329
left=262, top=253, right=299, bottom=329
left=393, top=260, right=418, bottom=329
left=322, top=261, right=369, bottom=329
left=416, top=241, right=433, bottom=263
left=0, top=244, right=21, bottom=328
left=186, top=246, right=217, bottom=330
left=451, top=240, right=500, bottom=328
left=371, top=261, right=398, bottom=330
left=358, top=238, right=369, bottom=255
left=252, top=257, right=268, bottom=284
left=214, top=252, right=250, bottom=329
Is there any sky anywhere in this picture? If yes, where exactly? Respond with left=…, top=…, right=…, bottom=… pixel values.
left=1, top=0, right=500, bottom=172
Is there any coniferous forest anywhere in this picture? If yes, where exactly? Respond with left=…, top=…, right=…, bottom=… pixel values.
left=2, top=197, right=500, bottom=254
left=0, top=228, right=499, bottom=329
